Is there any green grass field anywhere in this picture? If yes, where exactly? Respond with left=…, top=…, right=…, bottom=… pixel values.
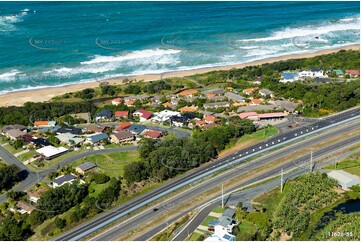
left=323, top=152, right=360, bottom=176
left=3, top=143, right=23, bottom=154
left=71, top=150, right=140, bottom=178
left=18, top=150, right=37, bottom=162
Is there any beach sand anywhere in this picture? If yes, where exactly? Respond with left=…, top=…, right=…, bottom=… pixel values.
left=0, top=44, right=359, bottom=107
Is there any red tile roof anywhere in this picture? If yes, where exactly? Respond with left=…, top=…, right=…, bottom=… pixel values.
left=144, top=130, right=163, bottom=139
left=179, top=106, right=198, bottom=112
left=177, top=89, right=198, bottom=96
left=114, top=111, right=129, bottom=118
left=345, top=70, right=359, bottom=76
left=34, top=121, right=48, bottom=126
left=118, top=122, right=132, bottom=130
left=134, top=109, right=153, bottom=119
left=258, top=112, right=286, bottom=118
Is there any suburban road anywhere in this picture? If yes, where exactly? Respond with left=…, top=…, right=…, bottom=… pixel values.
left=94, top=123, right=360, bottom=241
left=0, top=125, right=188, bottom=203
left=55, top=107, right=359, bottom=241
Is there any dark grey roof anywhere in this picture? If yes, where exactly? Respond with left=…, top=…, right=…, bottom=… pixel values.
left=310, top=67, right=321, bottom=72
left=218, top=215, right=233, bottom=227
left=128, top=124, right=146, bottom=134
left=77, top=162, right=96, bottom=171
left=96, top=110, right=112, bottom=118
left=114, top=131, right=134, bottom=140
left=222, top=208, right=235, bottom=218
left=38, top=125, right=61, bottom=133
left=170, top=116, right=187, bottom=123
left=53, top=174, right=76, bottom=185
left=31, top=138, right=52, bottom=147
left=57, top=126, right=83, bottom=135
left=87, top=133, right=108, bottom=143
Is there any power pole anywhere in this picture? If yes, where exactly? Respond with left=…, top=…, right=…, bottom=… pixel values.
left=310, top=150, right=313, bottom=172
left=280, top=168, right=283, bottom=193
left=221, top=184, right=224, bottom=208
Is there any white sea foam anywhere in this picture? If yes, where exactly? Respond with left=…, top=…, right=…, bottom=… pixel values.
left=237, top=16, right=360, bottom=43
left=0, top=69, right=21, bottom=81
left=0, top=9, right=29, bottom=32
left=81, top=48, right=181, bottom=65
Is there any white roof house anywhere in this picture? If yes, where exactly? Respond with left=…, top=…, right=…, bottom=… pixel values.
left=36, top=146, right=68, bottom=160
left=327, top=170, right=359, bottom=190
left=152, top=110, right=180, bottom=122
left=55, top=133, right=84, bottom=146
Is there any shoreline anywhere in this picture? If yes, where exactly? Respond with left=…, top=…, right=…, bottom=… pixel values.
left=0, top=44, right=359, bottom=107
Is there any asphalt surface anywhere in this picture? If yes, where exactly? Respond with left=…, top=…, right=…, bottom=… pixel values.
left=0, top=125, right=187, bottom=204
left=172, top=149, right=359, bottom=241
left=126, top=132, right=360, bottom=241
left=56, top=108, right=359, bottom=241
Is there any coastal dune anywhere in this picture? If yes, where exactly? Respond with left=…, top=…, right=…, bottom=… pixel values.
left=0, top=44, right=359, bottom=107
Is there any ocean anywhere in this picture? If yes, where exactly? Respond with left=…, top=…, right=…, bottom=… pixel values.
left=0, top=1, right=359, bottom=94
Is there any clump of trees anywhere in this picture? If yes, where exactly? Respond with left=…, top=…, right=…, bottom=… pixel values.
left=0, top=101, right=96, bottom=126
left=124, top=120, right=255, bottom=183
left=0, top=164, right=21, bottom=192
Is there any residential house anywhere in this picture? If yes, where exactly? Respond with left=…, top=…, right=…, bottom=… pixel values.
left=179, top=106, right=198, bottom=113
left=224, top=92, right=245, bottom=102
left=144, top=130, right=163, bottom=139
left=258, top=88, right=274, bottom=98
left=111, top=97, right=124, bottom=106
left=170, top=116, right=188, bottom=127
left=55, top=133, right=84, bottom=146
left=114, top=111, right=129, bottom=120
left=118, top=122, right=132, bottom=131
left=52, top=174, right=76, bottom=188
left=133, top=109, right=153, bottom=122
left=0, top=124, right=26, bottom=134
left=95, top=110, right=112, bottom=122
left=279, top=72, right=299, bottom=83
left=124, top=94, right=150, bottom=102
left=298, top=68, right=324, bottom=79
left=28, top=188, right=48, bottom=203
left=5, top=129, right=26, bottom=140
left=153, top=110, right=180, bottom=123
left=242, top=87, right=258, bottom=95
left=345, top=70, right=359, bottom=77
left=225, top=87, right=234, bottom=91
left=327, top=170, right=359, bottom=190
left=38, top=125, right=61, bottom=133
left=331, top=69, right=344, bottom=77
left=203, top=102, right=230, bottom=109
left=237, top=105, right=277, bottom=112
left=258, top=112, right=286, bottom=120
left=274, top=100, right=298, bottom=113
left=75, top=162, right=97, bottom=175
left=34, top=121, right=57, bottom=128
left=253, top=76, right=262, bottom=85
left=250, top=98, right=262, bottom=106
left=177, top=89, right=198, bottom=98
left=194, top=120, right=206, bottom=128
left=16, top=201, right=34, bottom=214
left=110, top=131, right=134, bottom=144
left=125, top=100, right=135, bottom=107
left=198, top=110, right=214, bottom=117
left=202, top=88, right=225, bottom=96
left=204, top=116, right=219, bottom=124
left=30, top=138, right=52, bottom=148
left=128, top=124, right=146, bottom=135
left=234, top=112, right=259, bottom=120
left=163, top=102, right=175, bottom=109
left=85, top=133, right=108, bottom=145
left=87, top=124, right=110, bottom=133
left=57, top=126, right=83, bottom=135
left=36, top=146, right=68, bottom=160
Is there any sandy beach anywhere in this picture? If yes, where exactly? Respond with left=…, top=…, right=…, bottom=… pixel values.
left=0, top=44, right=359, bottom=107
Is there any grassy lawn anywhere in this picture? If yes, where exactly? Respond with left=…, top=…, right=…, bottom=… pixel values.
left=71, top=150, right=140, bottom=178
left=238, top=219, right=258, bottom=235
left=211, top=206, right=226, bottom=214
left=88, top=181, right=111, bottom=197
left=323, top=152, right=360, bottom=176
left=18, top=150, right=37, bottom=162
left=220, top=126, right=279, bottom=158
left=3, top=143, right=23, bottom=154
left=200, top=215, right=219, bottom=227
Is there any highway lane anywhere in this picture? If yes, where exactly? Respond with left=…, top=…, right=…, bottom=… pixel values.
left=96, top=129, right=359, bottom=241
left=171, top=147, right=359, bottom=241
left=56, top=107, right=359, bottom=241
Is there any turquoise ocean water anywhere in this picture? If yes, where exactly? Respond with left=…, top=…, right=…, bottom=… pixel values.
left=0, top=1, right=359, bottom=94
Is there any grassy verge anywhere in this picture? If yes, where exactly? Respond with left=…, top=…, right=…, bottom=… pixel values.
left=323, top=152, right=360, bottom=176
left=219, top=126, right=279, bottom=158
left=3, top=143, right=23, bottom=154
left=18, top=150, right=37, bottom=162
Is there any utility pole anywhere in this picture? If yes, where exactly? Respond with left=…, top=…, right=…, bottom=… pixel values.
left=280, top=168, right=283, bottom=193
left=221, top=184, right=224, bottom=208
left=310, top=149, right=313, bottom=172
